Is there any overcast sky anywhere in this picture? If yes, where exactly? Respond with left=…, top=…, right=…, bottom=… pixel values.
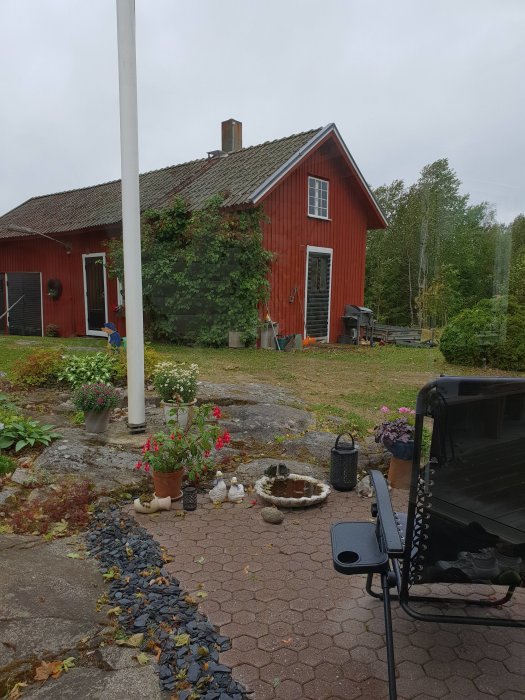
left=1, top=0, right=523, bottom=223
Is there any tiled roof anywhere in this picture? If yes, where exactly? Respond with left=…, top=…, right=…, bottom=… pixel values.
left=0, top=129, right=321, bottom=238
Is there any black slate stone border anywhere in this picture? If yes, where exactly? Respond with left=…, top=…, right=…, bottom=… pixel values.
left=86, top=506, right=248, bottom=700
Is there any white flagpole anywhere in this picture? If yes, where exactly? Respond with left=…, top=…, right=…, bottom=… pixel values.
left=116, top=0, right=145, bottom=432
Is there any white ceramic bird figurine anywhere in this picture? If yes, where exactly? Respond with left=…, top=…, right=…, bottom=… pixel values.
left=209, top=470, right=228, bottom=503
left=228, top=476, right=245, bottom=503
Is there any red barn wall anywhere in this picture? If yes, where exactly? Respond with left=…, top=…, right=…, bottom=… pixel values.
left=0, top=228, right=124, bottom=337
left=261, top=138, right=368, bottom=342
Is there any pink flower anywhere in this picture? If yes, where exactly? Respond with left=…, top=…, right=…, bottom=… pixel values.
left=134, top=461, right=142, bottom=470
left=380, top=406, right=389, bottom=413
left=204, top=450, right=211, bottom=458
left=410, top=410, right=416, bottom=415
left=170, top=433, right=175, bottom=440
left=222, top=431, right=231, bottom=445
left=144, top=463, right=150, bottom=473
left=212, top=406, right=222, bottom=419
left=398, top=407, right=410, bottom=414
left=215, top=436, right=224, bottom=450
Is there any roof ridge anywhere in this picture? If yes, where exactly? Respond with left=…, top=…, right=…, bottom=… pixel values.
left=235, top=127, right=323, bottom=154
left=9, top=129, right=323, bottom=208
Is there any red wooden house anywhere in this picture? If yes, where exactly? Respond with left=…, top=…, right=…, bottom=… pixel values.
left=0, top=120, right=386, bottom=342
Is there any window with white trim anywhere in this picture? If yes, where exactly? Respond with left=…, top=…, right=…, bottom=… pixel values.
left=308, top=176, right=329, bottom=219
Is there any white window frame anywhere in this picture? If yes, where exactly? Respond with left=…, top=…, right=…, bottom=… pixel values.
left=304, top=245, right=333, bottom=342
left=308, top=176, right=329, bottom=220
left=82, top=252, right=108, bottom=337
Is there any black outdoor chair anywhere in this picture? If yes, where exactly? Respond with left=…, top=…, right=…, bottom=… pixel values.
left=331, top=376, right=525, bottom=700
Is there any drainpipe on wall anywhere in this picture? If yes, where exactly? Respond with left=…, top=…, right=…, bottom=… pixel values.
left=116, top=0, right=145, bottom=433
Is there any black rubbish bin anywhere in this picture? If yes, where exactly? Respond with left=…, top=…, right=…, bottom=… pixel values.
left=330, top=433, right=358, bottom=491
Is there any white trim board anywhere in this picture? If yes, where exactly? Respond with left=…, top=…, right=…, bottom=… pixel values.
left=304, top=245, right=333, bottom=342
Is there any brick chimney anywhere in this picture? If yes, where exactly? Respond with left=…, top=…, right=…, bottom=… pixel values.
left=221, top=119, right=242, bottom=153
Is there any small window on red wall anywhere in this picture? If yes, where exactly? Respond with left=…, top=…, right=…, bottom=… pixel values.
left=308, top=176, right=329, bottom=219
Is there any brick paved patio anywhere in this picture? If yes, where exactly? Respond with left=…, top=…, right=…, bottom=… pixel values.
left=134, top=489, right=525, bottom=700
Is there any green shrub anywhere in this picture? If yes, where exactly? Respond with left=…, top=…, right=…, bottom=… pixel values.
left=0, top=393, right=20, bottom=427
left=12, top=349, right=64, bottom=387
left=0, top=454, right=16, bottom=475
left=440, top=297, right=525, bottom=370
left=0, top=417, right=60, bottom=452
left=112, top=345, right=162, bottom=383
left=57, top=352, right=117, bottom=388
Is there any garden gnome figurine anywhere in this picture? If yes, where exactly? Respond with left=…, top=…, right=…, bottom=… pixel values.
left=101, top=321, right=122, bottom=348
left=228, top=476, right=245, bottom=503
left=209, top=470, right=227, bottom=503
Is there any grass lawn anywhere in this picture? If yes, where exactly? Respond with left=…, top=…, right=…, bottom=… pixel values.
left=0, top=335, right=519, bottom=435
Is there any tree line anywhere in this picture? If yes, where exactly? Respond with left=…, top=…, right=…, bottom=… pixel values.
left=365, top=158, right=525, bottom=328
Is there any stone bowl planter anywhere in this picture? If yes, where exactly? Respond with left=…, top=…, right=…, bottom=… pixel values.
left=254, top=473, right=330, bottom=508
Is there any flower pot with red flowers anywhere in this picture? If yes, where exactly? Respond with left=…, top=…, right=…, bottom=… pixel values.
left=73, top=383, right=120, bottom=434
left=135, top=404, right=231, bottom=500
left=152, top=361, right=199, bottom=431
left=374, top=406, right=416, bottom=489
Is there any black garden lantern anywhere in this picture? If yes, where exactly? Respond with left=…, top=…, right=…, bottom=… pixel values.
left=183, top=486, right=197, bottom=511
left=330, top=433, right=358, bottom=491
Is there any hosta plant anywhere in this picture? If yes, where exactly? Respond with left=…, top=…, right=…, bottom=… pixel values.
left=57, top=352, right=117, bottom=388
left=0, top=417, right=60, bottom=452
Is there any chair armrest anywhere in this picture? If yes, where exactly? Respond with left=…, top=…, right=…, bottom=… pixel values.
left=369, top=470, right=405, bottom=555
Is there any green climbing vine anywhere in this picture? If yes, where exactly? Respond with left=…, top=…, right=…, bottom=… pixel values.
left=107, top=196, right=273, bottom=346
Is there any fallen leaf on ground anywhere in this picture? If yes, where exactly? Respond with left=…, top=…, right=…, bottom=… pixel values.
left=66, top=552, right=84, bottom=559
left=195, top=590, right=207, bottom=599
left=135, top=652, right=149, bottom=665
left=173, top=633, right=191, bottom=647
left=115, top=633, right=144, bottom=648
left=8, top=682, right=27, bottom=700
left=195, top=556, right=205, bottom=565
left=34, top=660, right=63, bottom=681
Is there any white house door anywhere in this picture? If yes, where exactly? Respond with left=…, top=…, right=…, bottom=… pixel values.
left=305, top=247, right=332, bottom=342
left=83, top=253, right=108, bottom=336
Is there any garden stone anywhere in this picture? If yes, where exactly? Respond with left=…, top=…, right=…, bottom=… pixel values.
left=10, top=467, right=39, bottom=486
left=280, top=431, right=336, bottom=467
left=220, top=404, right=314, bottom=444
left=198, top=381, right=298, bottom=406
left=21, top=666, right=162, bottom=699
left=0, top=486, right=18, bottom=506
left=261, top=507, right=284, bottom=524
left=0, top=535, right=104, bottom=674
left=33, top=427, right=145, bottom=491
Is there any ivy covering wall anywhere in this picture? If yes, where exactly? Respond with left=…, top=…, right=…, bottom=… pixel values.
left=107, top=197, right=273, bottom=346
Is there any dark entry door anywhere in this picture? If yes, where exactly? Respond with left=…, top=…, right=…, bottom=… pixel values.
left=0, top=273, right=6, bottom=334
left=6, top=272, right=42, bottom=336
left=306, top=250, right=331, bottom=340
left=83, top=254, right=107, bottom=336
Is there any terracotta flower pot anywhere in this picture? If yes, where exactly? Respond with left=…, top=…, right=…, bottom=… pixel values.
left=388, top=456, right=412, bottom=490
left=152, top=469, right=184, bottom=500
left=85, top=409, right=111, bottom=434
